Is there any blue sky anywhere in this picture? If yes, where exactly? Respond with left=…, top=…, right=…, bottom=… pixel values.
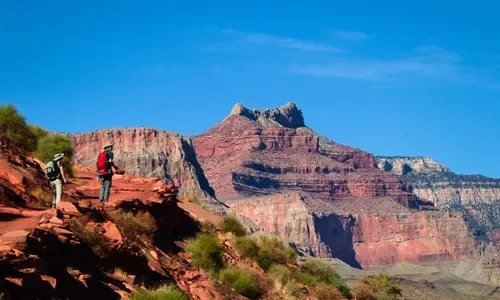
left=1, top=1, right=499, bottom=177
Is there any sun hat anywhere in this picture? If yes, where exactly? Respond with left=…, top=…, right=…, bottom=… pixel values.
left=53, top=153, right=64, bottom=161
left=103, top=143, right=114, bottom=150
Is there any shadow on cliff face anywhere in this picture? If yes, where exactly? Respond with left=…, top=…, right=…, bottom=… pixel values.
left=313, top=213, right=362, bottom=269
left=180, top=139, right=216, bottom=198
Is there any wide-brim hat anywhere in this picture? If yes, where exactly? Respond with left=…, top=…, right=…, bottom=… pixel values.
left=53, top=153, right=64, bottom=161
left=103, top=143, right=114, bottom=150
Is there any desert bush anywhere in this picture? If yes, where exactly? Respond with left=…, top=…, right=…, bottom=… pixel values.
left=36, top=133, right=75, bottom=178
left=219, top=267, right=259, bottom=298
left=386, top=284, right=403, bottom=300
left=234, top=235, right=296, bottom=271
left=130, top=284, right=188, bottom=300
left=185, top=233, right=223, bottom=273
left=28, top=125, right=48, bottom=140
left=219, top=216, right=246, bottom=237
left=313, top=283, right=345, bottom=300
left=200, top=220, right=218, bottom=235
left=257, top=236, right=296, bottom=270
left=268, top=264, right=292, bottom=285
left=0, top=104, right=39, bottom=153
left=108, top=209, right=157, bottom=241
left=300, top=259, right=352, bottom=299
left=361, top=273, right=391, bottom=292
left=371, top=273, right=391, bottom=292
left=113, top=268, right=129, bottom=281
left=284, top=280, right=301, bottom=299
left=352, top=282, right=376, bottom=300
left=68, top=219, right=109, bottom=256
left=235, top=236, right=260, bottom=260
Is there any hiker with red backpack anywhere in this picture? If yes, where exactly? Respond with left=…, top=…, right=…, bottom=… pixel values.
left=96, top=143, right=120, bottom=202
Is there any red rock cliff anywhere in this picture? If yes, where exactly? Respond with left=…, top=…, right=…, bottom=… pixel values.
left=228, top=194, right=475, bottom=268
left=71, top=128, right=216, bottom=201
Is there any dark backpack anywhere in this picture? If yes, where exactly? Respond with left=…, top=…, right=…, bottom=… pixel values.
left=45, top=160, right=60, bottom=180
left=96, top=151, right=110, bottom=175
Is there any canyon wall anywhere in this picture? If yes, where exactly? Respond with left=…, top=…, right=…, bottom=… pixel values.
left=376, top=156, right=500, bottom=206
left=228, top=194, right=476, bottom=268
left=71, top=128, right=216, bottom=200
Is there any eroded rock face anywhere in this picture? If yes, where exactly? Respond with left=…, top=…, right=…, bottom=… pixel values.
left=375, top=156, right=450, bottom=175
left=71, top=128, right=215, bottom=200
left=376, top=156, right=500, bottom=206
left=193, top=103, right=417, bottom=207
left=404, top=171, right=500, bottom=206
left=229, top=194, right=476, bottom=268
left=226, top=193, right=330, bottom=257
left=351, top=212, right=475, bottom=267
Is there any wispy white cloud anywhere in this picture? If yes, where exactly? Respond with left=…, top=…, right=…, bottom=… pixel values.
left=330, top=30, right=375, bottom=41
left=289, top=45, right=497, bottom=86
left=220, top=28, right=344, bottom=53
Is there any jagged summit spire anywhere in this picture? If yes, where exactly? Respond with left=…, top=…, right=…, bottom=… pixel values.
left=229, top=102, right=305, bottom=128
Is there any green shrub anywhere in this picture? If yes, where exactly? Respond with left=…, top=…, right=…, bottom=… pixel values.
left=219, top=267, right=259, bottom=298
left=36, top=133, right=75, bottom=178
left=372, top=273, right=391, bottom=292
left=234, top=235, right=297, bottom=271
left=300, top=259, right=352, bottom=299
left=109, top=209, right=157, bottom=241
left=256, top=248, right=273, bottom=270
left=0, top=104, right=38, bottom=153
left=268, top=264, right=292, bottom=285
left=235, top=236, right=260, bottom=259
left=219, top=216, right=246, bottom=237
left=300, top=273, right=319, bottom=287
left=313, top=283, right=344, bottom=300
left=259, top=236, right=297, bottom=262
left=130, top=284, right=188, bottom=300
left=185, top=233, right=223, bottom=273
left=68, top=219, right=109, bottom=256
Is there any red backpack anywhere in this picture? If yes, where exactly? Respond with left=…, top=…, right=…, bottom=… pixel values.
left=96, top=151, right=109, bottom=175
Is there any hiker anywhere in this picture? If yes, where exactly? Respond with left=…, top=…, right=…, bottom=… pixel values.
left=96, top=143, right=120, bottom=202
left=44, top=153, right=67, bottom=208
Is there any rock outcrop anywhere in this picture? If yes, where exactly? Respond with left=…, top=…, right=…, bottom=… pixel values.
left=193, top=103, right=417, bottom=207
left=0, top=148, right=288, bottom=300
left=405, top=171, right=500, bottom=206
left=376, top=156, right=450, bottom=175
left=70, top=128, right=216, bottom=201
left=376, top=156, right=500, bottom=206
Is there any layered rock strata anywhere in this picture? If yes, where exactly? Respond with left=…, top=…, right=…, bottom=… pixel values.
left=228, top=193, right=475, bottom=268
left=193, top=103, right=417, bottom=207
left=71, top=128, right=216, bottom=201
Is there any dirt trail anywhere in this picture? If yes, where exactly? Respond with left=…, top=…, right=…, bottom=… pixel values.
left=70, top=166, right=223, bottom=224
left=0, top=207, right=53, bottom=235
left=1, top=164, right=222, bottom=237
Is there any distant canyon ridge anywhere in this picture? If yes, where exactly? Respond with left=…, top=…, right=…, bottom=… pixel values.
left=70, top=102, right=500, bottom=281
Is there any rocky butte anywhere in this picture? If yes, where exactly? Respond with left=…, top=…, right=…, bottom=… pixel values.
left=192, top=103, right=477, bottom=268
